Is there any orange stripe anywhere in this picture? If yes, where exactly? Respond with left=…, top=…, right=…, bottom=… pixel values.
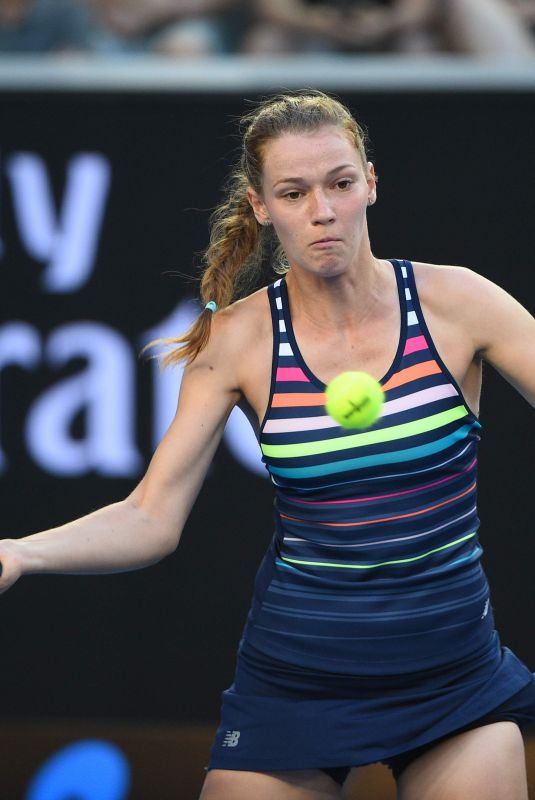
left=273, top=362, right=441, bottom=403
left=272, top=392, right=326, bottom=408
left=383, top=360, right=441, bottom=391
left=280, top=481, right=476, bottom=528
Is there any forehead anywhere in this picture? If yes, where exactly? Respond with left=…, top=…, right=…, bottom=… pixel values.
left=261, top=125, right=361, bottom=182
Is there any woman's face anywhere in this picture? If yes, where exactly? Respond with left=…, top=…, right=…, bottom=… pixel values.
left=248, top=125, right=376, bottom=279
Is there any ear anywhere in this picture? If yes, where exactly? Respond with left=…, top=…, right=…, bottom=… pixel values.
left=247, top=186, right=270, bottom=226
left=366, top=162, right=377, bottom=204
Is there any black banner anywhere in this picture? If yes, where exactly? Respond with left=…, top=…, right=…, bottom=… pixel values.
left=1, top=90, right=533, bottom=723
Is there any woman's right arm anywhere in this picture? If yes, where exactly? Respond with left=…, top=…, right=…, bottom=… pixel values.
left=0, top=310, right=243, bottom=593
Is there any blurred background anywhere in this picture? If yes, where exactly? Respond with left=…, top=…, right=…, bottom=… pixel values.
left=1, top=1, right=534, bottom=798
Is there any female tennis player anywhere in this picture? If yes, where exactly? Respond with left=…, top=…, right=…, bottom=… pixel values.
left=1, top=91, right=534, bottom=799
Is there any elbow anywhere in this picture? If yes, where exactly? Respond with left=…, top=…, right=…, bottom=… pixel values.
left=159, top=527, right=182, bottom=558
left=145, top=519, right=183, bottom=564
left=123, top=495, right=183, bottom=562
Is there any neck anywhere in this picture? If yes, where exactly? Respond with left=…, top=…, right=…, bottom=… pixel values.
left=284, top=251, right=391, bottom=333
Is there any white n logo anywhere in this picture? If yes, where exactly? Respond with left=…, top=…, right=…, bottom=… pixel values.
left=222, top=731, right=241, bottom=748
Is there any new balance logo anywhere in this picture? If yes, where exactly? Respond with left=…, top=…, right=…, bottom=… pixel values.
left=222, top=730, right=241, bottom=747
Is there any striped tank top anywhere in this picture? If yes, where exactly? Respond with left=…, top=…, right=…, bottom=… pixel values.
left=241, top=258, right=495, bottom=676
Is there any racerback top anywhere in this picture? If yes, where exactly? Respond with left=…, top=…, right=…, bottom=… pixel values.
left=240, top=258, right=495, bottom=676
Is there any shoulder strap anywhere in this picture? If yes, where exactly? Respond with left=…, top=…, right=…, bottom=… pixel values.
left=267, top=279, right=284, bottom=360
left=397, top=259, right=426, bottom=339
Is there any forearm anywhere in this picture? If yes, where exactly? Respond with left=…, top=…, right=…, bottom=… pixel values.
left=14, top=499, right=178, bottom=577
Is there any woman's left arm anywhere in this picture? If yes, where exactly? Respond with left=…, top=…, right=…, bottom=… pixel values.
left=462, top=268, right=535, bottom=407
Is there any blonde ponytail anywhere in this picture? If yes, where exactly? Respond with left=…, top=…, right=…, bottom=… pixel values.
left=151, top=170, right=266, bottom=368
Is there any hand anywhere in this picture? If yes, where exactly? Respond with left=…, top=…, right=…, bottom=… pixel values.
left=0, top=540, right=24, bottom=595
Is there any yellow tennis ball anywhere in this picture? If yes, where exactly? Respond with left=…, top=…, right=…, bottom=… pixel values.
left=325, top=371, right=385, bottom=429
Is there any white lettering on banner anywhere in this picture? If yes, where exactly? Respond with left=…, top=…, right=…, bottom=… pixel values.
left=0, top=322, right=42, bottom=470
left=1, top=310, right=266, bottom=478
left=1, top=142, right=265, bottom=478
left=25, top=323, right=142, bottom=477
left=5, top=152, right=110, bottom=292
left=142, top=300, right=266, bottom=477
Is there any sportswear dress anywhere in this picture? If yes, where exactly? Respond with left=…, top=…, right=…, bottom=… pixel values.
left=207, top=258, right=535, bottom=782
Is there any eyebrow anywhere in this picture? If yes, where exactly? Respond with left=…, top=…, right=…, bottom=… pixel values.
left=273, top=163, right=358, bottom=188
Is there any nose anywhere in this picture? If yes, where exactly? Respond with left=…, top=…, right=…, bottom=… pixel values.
left=310, top=189, right=335, bottom=224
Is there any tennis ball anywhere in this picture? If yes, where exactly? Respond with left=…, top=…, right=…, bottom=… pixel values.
left=325, top=371, right=385, bottom=429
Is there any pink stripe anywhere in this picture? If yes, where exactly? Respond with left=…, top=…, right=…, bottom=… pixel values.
left=403, top=335, right=428, bottom=356
left=276, top=367, right=310, bottom=382
left=288, top=458, right=477, bottom=506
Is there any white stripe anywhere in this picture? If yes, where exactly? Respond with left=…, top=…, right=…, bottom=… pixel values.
left=279, top=342, right=293, bottom=356
left=264, top=415, right=339, bottom=434
left=401, top=266, right=407, bottom=278
left=282, top=506, right=476, bottom=549
left=407, top=310, right=418, bottom=326
left=276, top=297, right=282, bottom=310
left=405, top=287, right=412, bottom=300
left=279, top=320, right=286, bottom=332
left=274, top=278, right=282, bottom=288
left=381, top=384, right=458, bottom=418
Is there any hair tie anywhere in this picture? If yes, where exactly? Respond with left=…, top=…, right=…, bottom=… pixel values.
left=204, top=301, right=218, bottom=313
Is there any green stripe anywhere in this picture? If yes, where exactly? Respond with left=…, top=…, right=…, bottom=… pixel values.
left=280, top=532, right=477, bottom=570
left=262, top=405, right=468, bottom=459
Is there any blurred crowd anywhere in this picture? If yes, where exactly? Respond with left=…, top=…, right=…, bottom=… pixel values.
left=0, top=0, right=534, bottom=58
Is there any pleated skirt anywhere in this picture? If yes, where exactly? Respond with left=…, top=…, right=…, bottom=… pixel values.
left=207, top=630, right=535, bottom=774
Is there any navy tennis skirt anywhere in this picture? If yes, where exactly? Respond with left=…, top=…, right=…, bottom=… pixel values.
left=207, top=631, right=535, bottom=784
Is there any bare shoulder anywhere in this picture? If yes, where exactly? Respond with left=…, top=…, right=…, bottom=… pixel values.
left=189, top=285, right=272, bottom=389
left=411, top=260, right=534, bottom=358
left=210, top=285, right=271, bottom=357
left=223, top=284, right=272, bottom=334
left=411, top=261, right=503, bottom=313
left=411, top=260, right=521, bottom=328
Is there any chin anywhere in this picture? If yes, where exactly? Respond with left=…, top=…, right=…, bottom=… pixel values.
left=316, top=260, right=348, bottom=278
left=293, top=254, right=348, bottom=278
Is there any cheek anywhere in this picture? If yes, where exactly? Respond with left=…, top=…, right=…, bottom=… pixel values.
left=338, top=198, right=368, bottom=231
left=272, top=213, right=300, bottom=244
left=279, top=228, right=302, bottom=255
left=348, top=193, right=369, bottom=221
